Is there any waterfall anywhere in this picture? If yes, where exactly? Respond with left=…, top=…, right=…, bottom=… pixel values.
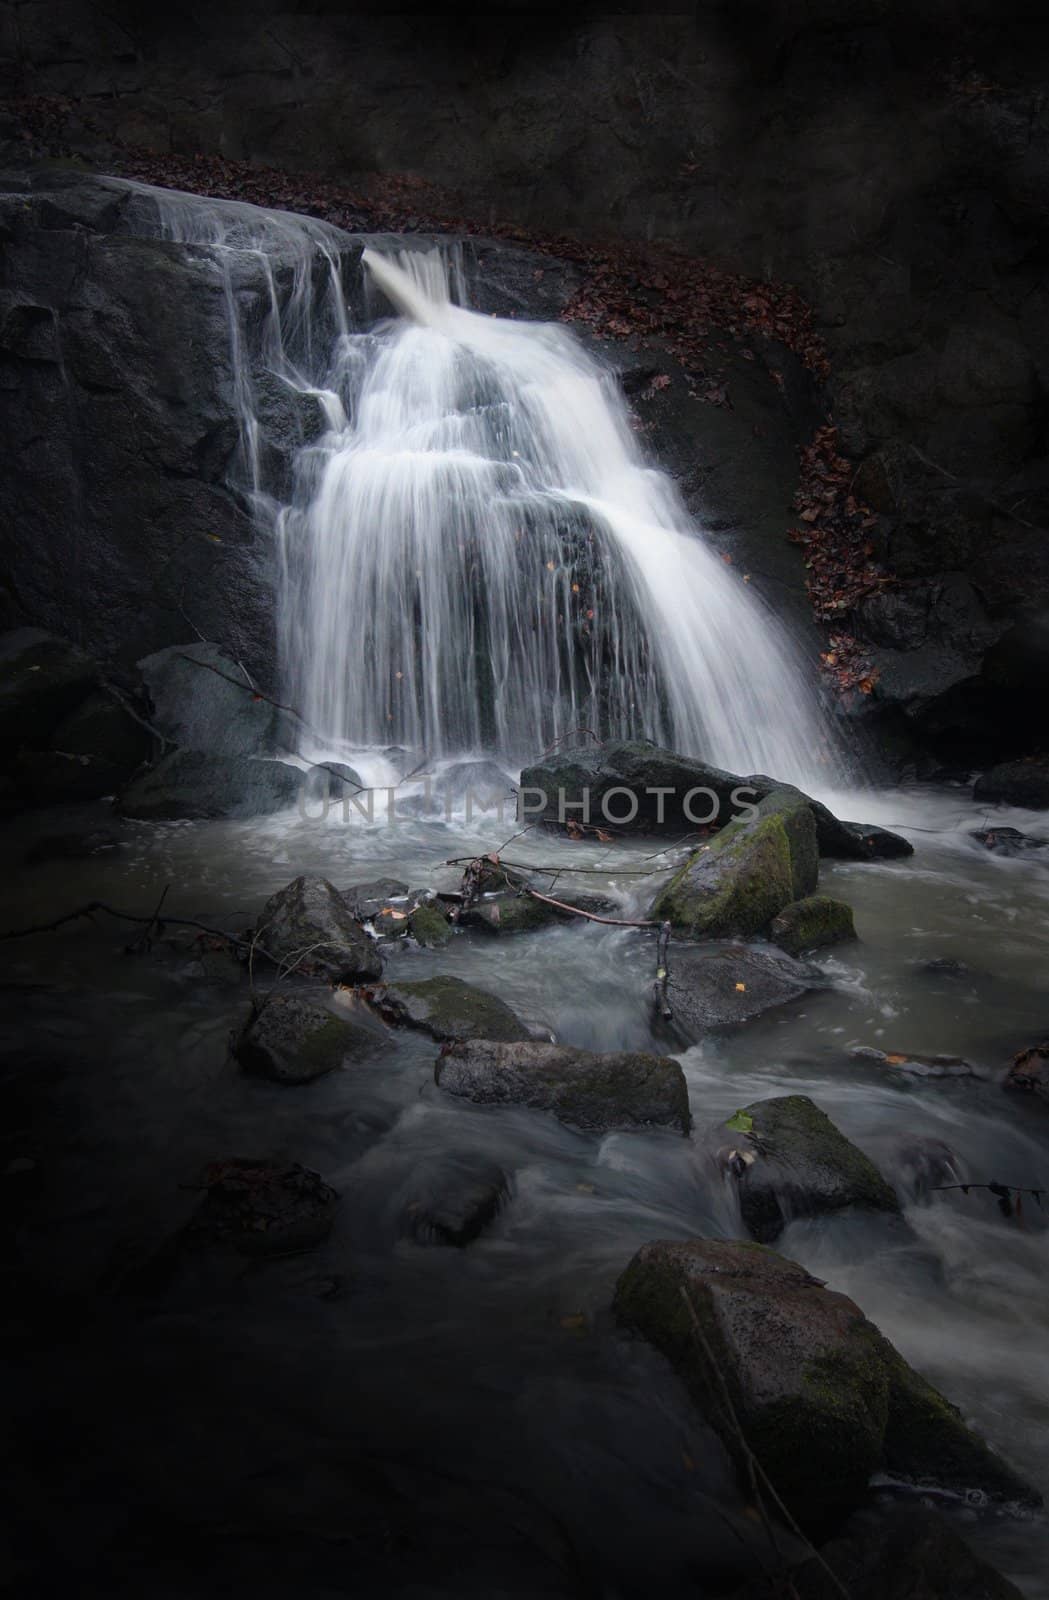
left=284, top=248, right=842, bottom=784
left=115, top=179, right=844, bottom=787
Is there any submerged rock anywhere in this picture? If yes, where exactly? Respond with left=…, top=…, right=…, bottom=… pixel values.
left=342, top=878, right=411, bottom=919
left=254, top=874, right=383, bottom=983
left=850, top=1047, right=978, bottom=1078
left=185, top=1158, right=339, bottom=1257
left=435, top=1039, right=691, bottom=1134
left=730, top=1504, right=1026, bottom=1599
left=769, top=895, right=856, bottom=955
left=460, top=890, right=613, bottom=934
left=234, top=993, right=383, bottom=1083
left=372, top=975, right=530, bottom=1043
left=711, top=1094, right=901, bottom=1241
left=1004, top=1043, right=1049, bottom=1105
left=830, top=819, right=915, bottom=859
left=403, top=1156, right=510, bottom=1246
left=613, top=1238, right=1038, bottom=1531
left=974, top=756, right=1049, bottom=810
left=116, top=748, right=304, bottom=819
left=649, top=790, right=815, bottom=938
left=664, top=944, right=821, bottom=1034
left=970, top=825, right=1046, bottom=855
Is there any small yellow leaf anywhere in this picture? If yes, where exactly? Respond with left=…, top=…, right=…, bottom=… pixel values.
left=560, top=1312, right=587, bottom=1331
left=735, top=982, right=746, bottom=993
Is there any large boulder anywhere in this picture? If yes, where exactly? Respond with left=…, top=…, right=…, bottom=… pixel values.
left=520, top=742, right=912, bottom=860
left=710, top=1095, right=901, bottom=1241
left=233, top=993, right=385, bottom=1083
left=769, top=895, right=856, bottom=956
left=613, top=1238, right=1038, bottom=1531
left=138, top=641, right=294, bottom=757
left=254, top=875, right=383, bottom=983
left=435, top=1039, right=691, bottom=1134
left=116, top=747, right=304, bottom=819
left=371, top=976, right=530, bottom=1043
left=664, top=945, right=822, bottom=1034
left=0, top=627, right=97, bottom=747
left=649, top=789, right=817, bottom=937
left=730, top=1504, right=1026, bottom=1600
left=974, top=756, right=1049, bottom=809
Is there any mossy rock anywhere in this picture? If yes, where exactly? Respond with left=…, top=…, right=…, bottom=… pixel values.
left=716, top=1094, right=900, bottom=1241
left=769, top=895, right=856, bottom=956
left=461, top=893, right=559, bottom=934
left=435, top=1039, right=691, bottom=1134
left=372, top=975, right=530, bottom=1043
left=649, top=810, right=794, bottom=938
left=613, top=1238, right=1039, bottom=1534
left=408, top=901, right=452, bottom=948
left=753, top=788, right=819, bottom=899
left=234, top=993, right=381, bottom=1083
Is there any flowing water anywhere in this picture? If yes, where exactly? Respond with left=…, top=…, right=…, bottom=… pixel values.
left=6, top=181, right=1046, bottom=1594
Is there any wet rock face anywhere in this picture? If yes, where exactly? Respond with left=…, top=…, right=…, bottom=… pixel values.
left=435, top=1039, right=691, bottom=1135
left=234, top=994, right=383, bottom=1083
left=372, top=976, right=530, bottom=1044
left=254, top=875, right=383, bottom=983
left=664, top=945, right=822, bottom=1035
left=711, top=1095, right=901, bottom=1241
left=116, top=747, right=304, bottom=819
left=0, top=628, right=98, bottom=748
left=613, top=1238, right=1038, bottom=1533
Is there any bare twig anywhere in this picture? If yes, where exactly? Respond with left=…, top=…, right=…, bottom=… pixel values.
left=522, top=887, right=656, bottom=928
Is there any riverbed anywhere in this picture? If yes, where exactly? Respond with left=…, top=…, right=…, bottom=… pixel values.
left=2, top=781, right=1047, bottom=1596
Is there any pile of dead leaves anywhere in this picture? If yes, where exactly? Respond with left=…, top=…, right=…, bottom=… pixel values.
left=788, top=424, right=894, bottom=695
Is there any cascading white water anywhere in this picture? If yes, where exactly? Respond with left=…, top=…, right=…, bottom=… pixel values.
left=115, top=178, right=845, bottom=787
left=282, top=247, right=843, bottom=784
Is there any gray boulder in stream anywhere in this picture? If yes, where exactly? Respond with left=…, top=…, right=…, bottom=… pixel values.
left=665, top=944, right=822, bottom=1033
left=116, top=748, right=304, bottom=819
left=254, top=874, right=383, bottom=982
left=711, top=1095, right=901, bottom=1241
left=372, top=976, right=530, bottom=1043
left=613, top=1238, right=1039, bottom=1531
left=138, top=641, right=294, bottom=756
left=435, top=1039, right=691, bottom=1134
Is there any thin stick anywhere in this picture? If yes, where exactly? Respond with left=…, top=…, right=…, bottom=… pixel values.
left=442, top=855, right=663, bottom=877
left=522, top=887, right=657, bottom=929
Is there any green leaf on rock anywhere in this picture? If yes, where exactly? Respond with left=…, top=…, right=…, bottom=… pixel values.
left=725, top=1109, right=754, bottom=1135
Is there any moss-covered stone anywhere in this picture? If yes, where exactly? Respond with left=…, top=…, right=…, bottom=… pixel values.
left=613, top=1238, right=1039, bottom=1534
left=649, top=810, right=795, bottom=938
left=461, top=893, right=559, bottom=934
left=234, top=993, right=381, bottom=1083
left=435, top=1039, right=691, bottom=1134
left=716, top=1094, right=901, bottom=1241
left=769, top=895, right=856, bottom=956
left=372, top=976, right=530, bottom=1043
left=408, top=901, right=452, bottom=948
left=754, top=788, right=820, bottom=899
